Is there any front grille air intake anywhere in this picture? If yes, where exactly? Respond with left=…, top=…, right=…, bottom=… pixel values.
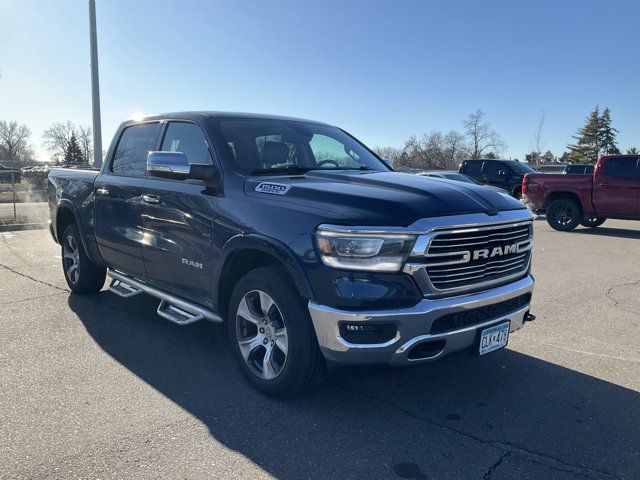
left=407, top=221, right=533, bottom=295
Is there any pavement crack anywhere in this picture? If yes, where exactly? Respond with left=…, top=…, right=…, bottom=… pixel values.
left=336, top=384, right=620, bottom=480
left=604, top=279, right=640, bottom=317
left=0, top=291, right=67, bottom=305
left=482, top=450, right=510, bottom=480
left=0, top=263, right=69, bottom=292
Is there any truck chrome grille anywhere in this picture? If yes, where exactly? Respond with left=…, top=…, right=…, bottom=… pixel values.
left=406, top=221, right=533, bottom=295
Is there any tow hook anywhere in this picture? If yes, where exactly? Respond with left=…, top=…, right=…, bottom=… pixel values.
left=524, top=312, right=536, bottom=322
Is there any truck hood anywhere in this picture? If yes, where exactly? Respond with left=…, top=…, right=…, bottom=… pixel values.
left=244, top=170, right=526, bottom=225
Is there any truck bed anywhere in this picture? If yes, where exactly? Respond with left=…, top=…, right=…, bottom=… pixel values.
left=48, top=167, right=99, bottom=243
left=524, top=173, right=594, bottom=210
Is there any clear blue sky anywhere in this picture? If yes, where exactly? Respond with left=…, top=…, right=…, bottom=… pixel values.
left=1, top=0, right=638, bottom=162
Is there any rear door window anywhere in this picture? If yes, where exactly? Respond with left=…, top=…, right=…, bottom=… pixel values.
left=111, top=123, right=159, bottom=176
left=603, top=157, right=639, bottom=179
left=485, top=161, right=503, bottom=175
left=463, top=161, right=483, bottom=174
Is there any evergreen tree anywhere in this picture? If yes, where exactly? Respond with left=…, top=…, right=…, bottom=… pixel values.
left=525, top=151, right=542, bottom=165
left=64, top=132, right=85, bottom=165
left=627, top=147, right=638, bottom=155
left=542, top=150, right=555, bottom=162
left=567, top=106, right=601, bottom=164
left=599, top=107, right=620, bottom=155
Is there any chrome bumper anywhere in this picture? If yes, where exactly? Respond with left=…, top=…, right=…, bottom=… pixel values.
left=308, top=275, right=534, bottom=366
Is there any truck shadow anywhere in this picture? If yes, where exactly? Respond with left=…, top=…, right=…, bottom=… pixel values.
left=572, top=226, right=640, bottom=240
left=68, top=293, right=639, bottom=479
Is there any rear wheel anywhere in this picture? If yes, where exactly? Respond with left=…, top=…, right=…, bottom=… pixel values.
left=580, top=216, right=606, bottom=228
left=546, top=199, right=581, bottom=231
left=228, top=266, right=326, bottom=397
left=61, top=223, right=106, bottom=293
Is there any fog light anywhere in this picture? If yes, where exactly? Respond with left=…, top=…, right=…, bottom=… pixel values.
left=339, top=323, right=396, bottom=344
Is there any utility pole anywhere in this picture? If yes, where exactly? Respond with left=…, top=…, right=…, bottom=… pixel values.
left=89, top=0, right=102, bottom=168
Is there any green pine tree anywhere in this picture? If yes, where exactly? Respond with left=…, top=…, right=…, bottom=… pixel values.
left=627, top=147, right=638, bottom=155
left=599, top=107, right=620, bottom=155
left=567, top=106, right=601, bottom=164
left=542, top=150, right=555, bottom=162
left=64, top=132, right=85, bottom=165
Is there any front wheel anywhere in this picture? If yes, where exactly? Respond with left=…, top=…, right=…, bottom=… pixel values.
left=228, top=266, right=326, bottom=397
left=61, top=223, right=106, bottom=293
left=580, top=216, right=606, bottom=228
left=546, top=199, right=581, bottom=231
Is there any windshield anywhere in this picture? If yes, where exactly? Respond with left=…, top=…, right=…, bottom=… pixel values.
left=506, top=161, right=535, bottom=174
left=214, top=118, right=388, bottom=175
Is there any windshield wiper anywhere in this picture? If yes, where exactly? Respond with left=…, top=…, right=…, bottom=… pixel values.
left=251, top=166, right=313, bottom=176
left=251, top=165, right=378, bottom=175
left=315, top=166, right=377, bottom=171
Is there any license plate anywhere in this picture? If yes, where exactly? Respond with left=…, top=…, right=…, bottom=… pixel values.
left=478, top=321, right=510, bottom=355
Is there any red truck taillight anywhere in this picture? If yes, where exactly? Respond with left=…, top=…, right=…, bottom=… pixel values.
left=522, top=174, right=530, bottom=195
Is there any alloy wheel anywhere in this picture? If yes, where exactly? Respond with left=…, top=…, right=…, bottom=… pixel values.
left=63, top=235, right=80, bottom=284
left=236, top=290, right=288, bottom=380
left=554, top=205, right=572, bottom=226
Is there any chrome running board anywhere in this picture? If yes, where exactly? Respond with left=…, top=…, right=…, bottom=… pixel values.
left=106, top=269, right=222, bottom=325
left=108, top=278, right=142, bottom=298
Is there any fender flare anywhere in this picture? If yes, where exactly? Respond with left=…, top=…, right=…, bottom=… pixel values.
left=216, top=234, right=315, bottom=303
left=55, top=199, right=104, bottom=266
left=543, top=188, right=590, bottom=213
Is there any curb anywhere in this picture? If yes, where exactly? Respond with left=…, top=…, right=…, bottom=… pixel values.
left=0, top=222, right=48, bottom=232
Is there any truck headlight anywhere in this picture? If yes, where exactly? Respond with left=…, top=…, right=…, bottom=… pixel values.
left=315, top=228, right=416, bottom=272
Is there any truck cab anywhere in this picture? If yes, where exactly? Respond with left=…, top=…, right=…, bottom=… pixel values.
left=459, top=159, right=535, bottom=198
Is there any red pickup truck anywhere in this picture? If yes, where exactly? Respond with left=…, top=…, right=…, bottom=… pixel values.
left=522, top=155, right=640, bottom=231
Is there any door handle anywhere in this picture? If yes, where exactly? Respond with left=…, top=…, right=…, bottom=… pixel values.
left=96, top=187, right=109, bottom=196
left=142, top=194, right=160, bottom=204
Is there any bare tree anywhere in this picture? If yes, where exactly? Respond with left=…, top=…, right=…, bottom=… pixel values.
left=525, top=111, right=547, bottom=168
left=443, top=130, right=468, bottom=168
left=462, top=110, right=506, bottom=159
left=402, top=135, right=430, bottom=170
left=42, top=121, right=76, bottom=163
left=373, top=146, right=401, bottom=163
left=77, top=125, right=94, bottom=163
left=533, top=110, right=546, bottom=155
left=0, top=120, right=34, bottom=167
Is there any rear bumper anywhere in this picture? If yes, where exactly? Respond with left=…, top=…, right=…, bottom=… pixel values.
left=308, top=275, right=534, bottom=366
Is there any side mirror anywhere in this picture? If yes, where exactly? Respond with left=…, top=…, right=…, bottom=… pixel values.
left=148, top=151, right=190, bottom=179
left=147, top=151, right=218, bottom=183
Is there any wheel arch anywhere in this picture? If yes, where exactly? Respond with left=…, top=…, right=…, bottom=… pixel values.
left=215, top=235, right=315, bottom=321
left=544, top=191, right=583, bottom=212
left=55, top=200, right=104, bottom=266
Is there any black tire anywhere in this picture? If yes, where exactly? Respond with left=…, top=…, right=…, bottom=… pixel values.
left=580, top=216, right=606, bottom=228
left=228, top=266, right=326, bottom=397
left=61, top=223, right=106, bottom=293
left=546, top=199, right=581, bottom=231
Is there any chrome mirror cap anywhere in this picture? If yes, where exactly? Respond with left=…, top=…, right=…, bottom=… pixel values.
left=147, top=151, right=190, bottom=177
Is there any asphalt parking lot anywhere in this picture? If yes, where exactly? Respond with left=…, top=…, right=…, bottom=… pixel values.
left=1, top=219, right=639, bottom=480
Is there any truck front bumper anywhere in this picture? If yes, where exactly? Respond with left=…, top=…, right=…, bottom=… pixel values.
left=308, top=275, right=534, bottom=366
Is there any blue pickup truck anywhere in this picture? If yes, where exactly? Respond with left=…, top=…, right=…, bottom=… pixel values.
left=48, top=112, right=535, bottom=396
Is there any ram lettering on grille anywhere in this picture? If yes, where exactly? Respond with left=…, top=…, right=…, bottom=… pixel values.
left=423, top=222, right=532, bottom=292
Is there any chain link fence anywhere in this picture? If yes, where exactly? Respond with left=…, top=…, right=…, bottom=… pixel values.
left=0, top=166, right=49, bottom=226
